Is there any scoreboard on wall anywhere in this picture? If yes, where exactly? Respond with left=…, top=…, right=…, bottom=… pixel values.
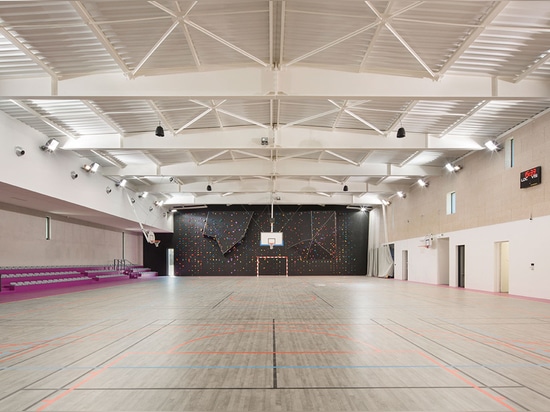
left=520, top=166, right=541, bottom=189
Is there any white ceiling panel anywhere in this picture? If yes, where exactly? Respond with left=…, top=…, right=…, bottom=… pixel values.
left=0, top=0, right=549, bottom=221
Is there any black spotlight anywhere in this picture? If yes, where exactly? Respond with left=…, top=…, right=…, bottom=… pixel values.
left=155, top=124, right=165, bottom=137
left=206, top=184, right=212, bottom=191
left=396, top=127, right=406, bottom=138
left=343, top=185, right=348, bottom=192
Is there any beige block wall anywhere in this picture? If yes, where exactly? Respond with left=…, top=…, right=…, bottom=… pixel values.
left=0, top=206, right=143, bottom=267
left=387, top=112, right=550, bottom=242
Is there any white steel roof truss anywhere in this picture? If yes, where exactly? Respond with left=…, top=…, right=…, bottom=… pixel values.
left=71, top=2, right=131, bottom=77
left=434, top=2, right=509, bottom=78
left=216, top=107, right=268, bottom=128
left=10, top=99, right=76, bottom=139
left=284, top=20, right=380, bottom=67
left=0, top=26, right=58, bottom=82
left=183, top=18, right=268, bottom=67
left=365, top=1, right=436, bottom=78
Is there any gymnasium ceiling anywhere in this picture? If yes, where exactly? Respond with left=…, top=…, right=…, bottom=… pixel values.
left=2, top=0, right=550, bottom=210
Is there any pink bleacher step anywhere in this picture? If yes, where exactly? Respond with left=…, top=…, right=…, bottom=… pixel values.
left=125, top=267, right=157, bottom=278
left=8, top=276, right=95, bottom=291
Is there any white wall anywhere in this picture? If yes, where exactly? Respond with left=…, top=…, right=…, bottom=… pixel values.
left=0, top=108, right=162, bottom=268
left=391, top=215, right=550, bottom=300
left=0, top=110, right=171, bottom=234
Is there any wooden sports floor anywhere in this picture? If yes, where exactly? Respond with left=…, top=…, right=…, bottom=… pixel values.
left=1, top=276, right=549, bottom=411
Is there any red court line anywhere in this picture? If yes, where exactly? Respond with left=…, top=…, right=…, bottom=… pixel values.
left=0, top=344, right=48, bottom=362
left=168, top=329, right=380, bottom=353
left=416, top=350, right=517, bottom=412
left=36, top=353, right=130, bottom=412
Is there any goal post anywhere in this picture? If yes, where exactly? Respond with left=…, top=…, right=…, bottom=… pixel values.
left=256, top=256, right=288, bottom=277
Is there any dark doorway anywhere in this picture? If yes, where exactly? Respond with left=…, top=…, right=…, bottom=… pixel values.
left=457, top=245, right=465, bottom=288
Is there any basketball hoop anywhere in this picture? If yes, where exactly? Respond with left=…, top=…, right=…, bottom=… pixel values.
left=268, top=238, right=275, bottom=250
left=153, top=239, right=161, bottom=248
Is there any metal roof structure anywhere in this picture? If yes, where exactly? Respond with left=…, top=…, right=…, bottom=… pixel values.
left=2, top=0, right=550, bottom=213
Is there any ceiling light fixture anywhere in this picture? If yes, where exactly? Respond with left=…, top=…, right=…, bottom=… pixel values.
left=115, top=179, right=127, bottom=187
left=417, top=178, right=429, bottom=187
left=445, top=163, right=462, bottom=172
left=15, top=146, right=25, bottom=156
left=397, top=191, right=406, bottom=198
left=396, top=127, right=406, bottom=138
left=82, top=162, right=100, bottom=173
left=40, top=138, right=60, bottom=152
left=155, top=122, right=164, bottom=138
left=139, top=192, right=148, bottom=198
left=484, top=140, right=500, bottom=151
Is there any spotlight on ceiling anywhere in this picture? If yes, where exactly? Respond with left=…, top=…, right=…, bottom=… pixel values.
left=444, top=163, right=462, bottom=172
left=115, top=179, right=127, bottom=188
left=106, top=186, right=112, bottom=194
left=155, top=123, right=165, bottom=137
left=397, top=191, right=406, bottom=198
left=40, top=138, right=60, bottom=152
left=15, top=146, right=25, bottom=156
left=206, top=184, right=212, bottom=191
left=70, top=171, right=78, bottom=180
left=396, top=127, right=406, bottom=138
left=261, top=137, right=269, bottom=146
left=138, top=192, right=148, bottom=198
left=381, top=199, right=391, bottom=206
left=417, top=178, right=429, bottom=187
left=484, top=140, right=500, bottom=151
left=82, top=162, right=100, bottom=173
left=343, top=185, right=348, bottom=192
left=360, top=206, right=367, bottom=212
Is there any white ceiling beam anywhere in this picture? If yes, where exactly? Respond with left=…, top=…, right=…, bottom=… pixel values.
left=165, top=191, right=385, bottom=206
left=65, top=125, right=481, bottom=151
left=4, top=68, right=550, bottom=98
left=156, top=158, right=442, bottom=177
left=155, top=180, right=369, bottom=194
